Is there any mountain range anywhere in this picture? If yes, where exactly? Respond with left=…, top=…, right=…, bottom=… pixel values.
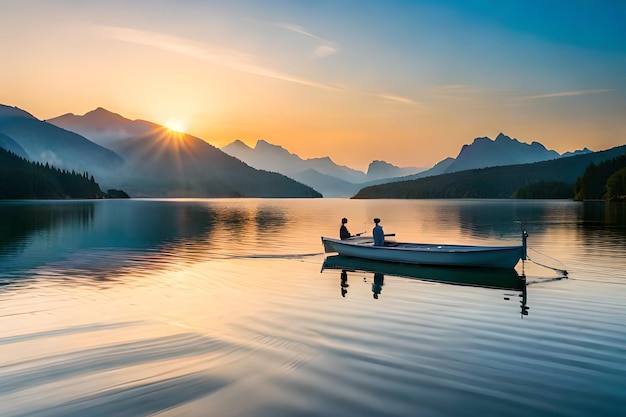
left=404, top=133, right=591, bottom=180
left=221, top=139, right=426, bottom=197
left=353, top=144, right=626, bottom=199
left=0, top=105, right=321, bottom=198
left=221, top=133, right=593, bottom=197
left=0, top=105, right=124, bottom=181
left=0, top=103, right=615, bottom=200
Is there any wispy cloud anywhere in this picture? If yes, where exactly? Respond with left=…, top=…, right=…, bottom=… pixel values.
left=314, top=45, right=338, bottom=58
left=522, top=89, right=614, bottom=100
left=98, top=25, right=344, bottom=91
left=277, top=23, right=339, bottom=58
left=98, top=25, right=422, bottom=108
left=278, top=23, right=326, bottom=42
left=376, top=93, right=422, bottom=106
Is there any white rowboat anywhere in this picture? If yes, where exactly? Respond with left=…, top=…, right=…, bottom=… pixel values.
left=321, top=232, right=528, bottom=269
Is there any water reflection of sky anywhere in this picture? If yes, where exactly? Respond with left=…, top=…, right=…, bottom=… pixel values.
left=0, top=200, right=292, bottom=284
left=1, top=200, right=625, bottom=417
left=2, top=199, right=625, bottom=288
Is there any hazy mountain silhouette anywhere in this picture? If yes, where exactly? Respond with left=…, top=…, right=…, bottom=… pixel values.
left=48, top=108, right=154, bottom=147
left=0, top=105, right=124, bottom=180
left=445, top=133, right=560, bottom=173
left=366, top=160, right=424, bottom=180
left=0, top=132, right=29, bottom=159
left=377, top=133, right=585, bottom=186
left=562, top=147, right=592, bottom=158
left=221, top=139, right=425, bottom=197
left=48, top=108, right=321, bottom=198
left=222, top=139, right=368, bottom=182
left=112, top=129, right=321, bottom=197
left=221, top=134, right=578, bottom=197
left=9, top=104, right=611, bottom=199
left=291, top=169, right=362, bottom=198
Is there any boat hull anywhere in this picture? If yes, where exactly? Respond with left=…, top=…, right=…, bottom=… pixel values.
left=322, top=237, right=524, bottom=269
left=322, top=255, right=525, bottom=291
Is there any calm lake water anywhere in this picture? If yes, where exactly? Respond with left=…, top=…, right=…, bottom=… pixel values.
left=1, top=199, right=625, bottom=417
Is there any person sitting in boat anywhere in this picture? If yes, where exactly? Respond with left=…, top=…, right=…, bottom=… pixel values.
left=340, top=217, right=352, bottom=240
left=373, top=218, right=384, bottom=246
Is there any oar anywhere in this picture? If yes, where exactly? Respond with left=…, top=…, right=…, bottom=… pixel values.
left=352, top=232, right=395, bottom=237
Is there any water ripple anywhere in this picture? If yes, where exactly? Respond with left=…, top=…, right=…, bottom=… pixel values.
left=13, top=372, right=230, bottom=417
left=0, top=333, right=234, bottom=395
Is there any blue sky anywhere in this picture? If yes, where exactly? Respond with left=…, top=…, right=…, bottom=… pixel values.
left=1, top=0, right=624, bottom=169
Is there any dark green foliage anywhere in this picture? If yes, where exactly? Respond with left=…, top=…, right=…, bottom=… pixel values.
left=0, top=148, right=107, bottom=199
left=353, top=145, right=626, bottom=199
left=604, top=167, right=626, bottom=201
left=574, top=153, right=626, bottom=200
left=512, top=181, right=573, bottom=199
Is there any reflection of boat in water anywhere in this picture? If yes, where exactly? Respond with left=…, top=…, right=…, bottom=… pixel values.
left=321, top=232, right=527, bottom=269
left=322, top=255, right=526, bottom=291
left=323, top=255, right=529, bottom=316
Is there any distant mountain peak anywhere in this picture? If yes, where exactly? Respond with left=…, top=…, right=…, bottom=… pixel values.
left=367, top=160, right=398, bottom=172
left=228, top=139, right=252, bottom=150
left=562, top=147, right=593, bottom=158
left=47, top=107, right=156, bottom=146
left=255, top=139, right=286, bottom=150
left=448, top=132, right=560, bottom=173
left=366, top=159, right=425, bottom=180
left=473, top=136, right=491, bottom=143
left=0, top=104, right=37, bottom=120
left=310, top=156, right=333, bottom=163
left=529, top=141, right=549, bottom=151
left=89, top=107, right=116, bottom=114
left=82, top=107, right=130, bottom=121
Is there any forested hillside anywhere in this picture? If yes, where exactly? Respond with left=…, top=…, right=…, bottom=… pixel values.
left=0, top=148, right=109, bottom=199
left=353, top=145, right=626, bottom=199
left=574, top=153, right=626, bottom=200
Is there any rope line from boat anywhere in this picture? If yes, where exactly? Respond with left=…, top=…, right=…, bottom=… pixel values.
left=525, top=275, right=569, bottom=286
left=526, top=247, right=568, bottom=277
left=517, top=220, right=568, bottom=277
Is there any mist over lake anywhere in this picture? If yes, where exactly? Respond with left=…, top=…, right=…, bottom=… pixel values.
left=1, top=198, right=625, bottom=417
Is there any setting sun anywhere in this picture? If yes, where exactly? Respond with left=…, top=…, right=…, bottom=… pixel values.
left=164, top=120, right=186, bottom=133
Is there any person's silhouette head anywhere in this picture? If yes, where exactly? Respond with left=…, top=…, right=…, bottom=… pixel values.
left=342, top=218, right=348, bottom=224
left=374, top=218, right=381, bottom=224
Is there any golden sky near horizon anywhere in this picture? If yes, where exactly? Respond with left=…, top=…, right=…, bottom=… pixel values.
left=1, top=0, right=625, bottom=171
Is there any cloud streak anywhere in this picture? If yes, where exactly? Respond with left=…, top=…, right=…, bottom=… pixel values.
left=278, top=23, right=339, bottom=58
left=99, top=25, right=344, bottom=91
left=98, top=25, right=420, bottom=107
left=376, top=93, right=422, bottom=106
left=278, top=23, right=327, bottom=42
left=523, top=89, right=614, bottom=99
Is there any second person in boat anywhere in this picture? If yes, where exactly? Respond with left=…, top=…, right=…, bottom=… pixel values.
left=373, top=218, right=384, bottom=246
left=340, top=217, right=351, bottom=240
